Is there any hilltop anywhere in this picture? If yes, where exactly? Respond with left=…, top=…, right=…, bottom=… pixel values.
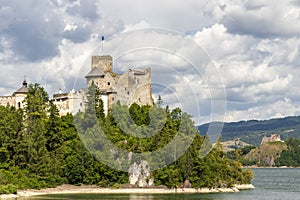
left=244, top=141, right=287, bottom=166
left=198, top=116, right=300, bottom=146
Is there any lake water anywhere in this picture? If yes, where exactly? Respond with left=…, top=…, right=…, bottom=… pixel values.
left=26, top=168, right=300, bottom=200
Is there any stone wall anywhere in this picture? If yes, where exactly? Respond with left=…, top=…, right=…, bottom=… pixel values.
left=0, top=96, right=15, bottom=107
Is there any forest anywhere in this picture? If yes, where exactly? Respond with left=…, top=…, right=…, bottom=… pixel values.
left=275, top=138, right=300, bottom=167
left=0, top=83, right=253, bottom=194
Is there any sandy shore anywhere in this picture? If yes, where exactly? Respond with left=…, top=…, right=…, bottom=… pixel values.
left=0, top=184, right=255, bottom=199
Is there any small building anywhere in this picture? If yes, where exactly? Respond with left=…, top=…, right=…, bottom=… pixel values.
left=0, top=79, right=28, bottom=109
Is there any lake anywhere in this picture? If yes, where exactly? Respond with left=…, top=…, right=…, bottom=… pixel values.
left=25, top=168, right=300, bottom=200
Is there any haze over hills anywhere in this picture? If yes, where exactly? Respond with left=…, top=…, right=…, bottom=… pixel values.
left=198, top=116, right=300, bottom=146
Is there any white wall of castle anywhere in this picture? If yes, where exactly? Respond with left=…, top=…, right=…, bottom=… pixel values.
left=101, top=94, right=108, bottom=116
left=14, top=94, right=26, bottom=109
left=52, top=89, right=86, bottom=116
left=0, top=95, right=27, bottom=109
left=0, top=96, right=15, bottom=107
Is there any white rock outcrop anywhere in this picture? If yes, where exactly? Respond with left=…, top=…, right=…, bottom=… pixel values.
left=128, top=160, right=154, bottom=187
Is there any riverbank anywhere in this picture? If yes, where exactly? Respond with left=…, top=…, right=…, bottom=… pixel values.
left=0, top=184, right=255, bottom=199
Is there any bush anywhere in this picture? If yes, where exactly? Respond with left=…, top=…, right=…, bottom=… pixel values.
left=0, top=184, right=17, bottom=194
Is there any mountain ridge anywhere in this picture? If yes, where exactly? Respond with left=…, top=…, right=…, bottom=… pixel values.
left=198, top=115, right=300, bottom=146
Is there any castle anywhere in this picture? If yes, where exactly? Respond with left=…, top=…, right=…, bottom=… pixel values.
left=261, top=134, right=283, bottom=145
left=0, top=55, right=153, bottom=116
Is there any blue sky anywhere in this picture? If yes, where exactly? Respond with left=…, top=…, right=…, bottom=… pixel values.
left=0, top=0, right=300, bottom=124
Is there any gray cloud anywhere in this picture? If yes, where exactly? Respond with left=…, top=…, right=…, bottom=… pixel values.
left=66, top=0, right=100, bottom=20
left=215, top=1, right=300, bottom=37
left=0, top=0, right=64, bottom=61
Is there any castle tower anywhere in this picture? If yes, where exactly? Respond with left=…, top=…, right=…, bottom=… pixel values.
left=12, top=79, right=29, bottom=109
left=84, top=54, right=153, bottom=115
left=91, top=55, right=113, bottom=72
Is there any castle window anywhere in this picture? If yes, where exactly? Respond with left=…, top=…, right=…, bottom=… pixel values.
left=80, top=103, right=83, bottom=107
left=138, top=98, right=141, bottom=102
left=112, top=97, right=114, bottom=101
left=108, top=82, right=110, bottom=86
left=18, top=102, right=21, bottom=108
left=127, top=91, right=130, bottom=95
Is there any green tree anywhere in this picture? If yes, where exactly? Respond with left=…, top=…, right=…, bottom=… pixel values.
left=22, top=83, right=51, bottom=176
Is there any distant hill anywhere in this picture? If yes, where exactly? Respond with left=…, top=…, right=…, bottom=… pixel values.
left=245, top=141, right=287, bottom=166
left=198, top=116, right=300, bottom=146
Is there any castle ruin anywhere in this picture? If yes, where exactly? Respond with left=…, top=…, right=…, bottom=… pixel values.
left=261, top=134, right=283, bottom=145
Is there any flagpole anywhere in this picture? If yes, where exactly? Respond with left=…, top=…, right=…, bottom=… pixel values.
left=101, top=36, right=104, bottom=55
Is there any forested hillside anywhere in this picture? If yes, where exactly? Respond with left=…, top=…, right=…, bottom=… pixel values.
left=198, top=117, right=300, bottom=146
left=0, top=83, right=253, bottom=194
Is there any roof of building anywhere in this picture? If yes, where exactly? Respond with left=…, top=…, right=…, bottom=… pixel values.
left=85, top=67, right=105, bottom=78
left=13, top=80, right=28, bottom=95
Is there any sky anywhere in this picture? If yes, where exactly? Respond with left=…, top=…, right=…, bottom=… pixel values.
left=0, top=0, right=300, bottom=124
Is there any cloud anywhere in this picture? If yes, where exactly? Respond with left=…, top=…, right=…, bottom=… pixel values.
left=97, top=0, right=212, bottom=32
left=205, top=0, right=300, bottom=37
left=0, top=0, right=300, bottom=124
left=66, top=0, right=100, bottom=20
left=0, top=0, right=64, bottom=61
left=225, top=98, right=300, bottom=122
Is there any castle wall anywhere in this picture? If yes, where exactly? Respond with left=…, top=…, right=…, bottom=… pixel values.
left=68, top=89, right=86, bottom=115
left=113, top=68, right=153, bottom=107
left=0, top=96, right=15, bottom=107
left=53, top=89, right=86, bottom=116
left=14, top=94, right=27, bottom=109
left=101, top=94, right=108, bottom=115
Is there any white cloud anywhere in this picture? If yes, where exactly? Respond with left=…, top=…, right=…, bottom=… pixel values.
left=205, top=0, right=300, bottom=37
left=225, top=98, right=300, bottom=122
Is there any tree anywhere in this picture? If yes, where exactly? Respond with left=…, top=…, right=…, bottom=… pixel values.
left=22, top=83, right=51, bottom=176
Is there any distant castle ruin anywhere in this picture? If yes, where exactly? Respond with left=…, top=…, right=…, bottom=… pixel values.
left=0, top=55, right=153, bottom=116
left=261, top=134, right=283, bottom=145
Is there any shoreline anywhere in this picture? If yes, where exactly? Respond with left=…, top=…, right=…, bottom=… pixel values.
left=0, top=184, right=255, bottom=199
left=243, top=165, right=300, bottom=168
